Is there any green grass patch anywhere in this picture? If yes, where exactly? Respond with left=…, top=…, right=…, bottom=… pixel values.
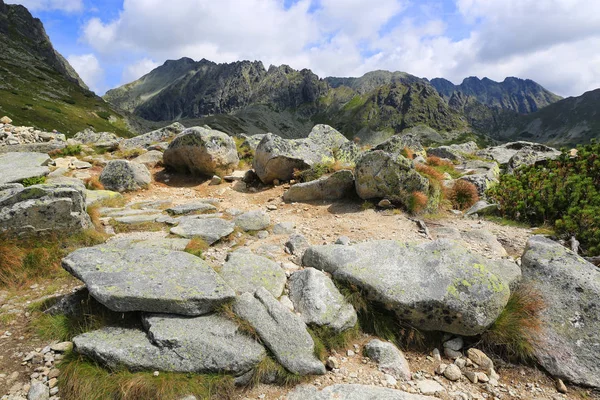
left=308, top=325, right=360, bottom=361
left=249, top=355, right=305, bottom=388
left=51, top=144, right=83, bottom=157
left=111, top=221, right=165, bottom=234
left=21, top=176, right=46, bottom=186
left=59, top=352, right=235, bottom=400
left=184, top=238, right=209, bottom=259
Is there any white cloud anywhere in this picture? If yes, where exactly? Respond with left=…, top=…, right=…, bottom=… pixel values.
left=6, top=0, right=82, bottom=12
left=67, top=53, right=104, bottom=93
left=122, top=58, right=160, bottom=83
left=79, top=0, right=600, bottom=97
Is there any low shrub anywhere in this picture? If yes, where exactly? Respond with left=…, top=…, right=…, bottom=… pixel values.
left=448, top=180, right=479, bottom=210
left=487, top=142, right=600, bottom=255
left=21, top=176, right=46, bottom=186
left=51, top=144, right=82, bottom=157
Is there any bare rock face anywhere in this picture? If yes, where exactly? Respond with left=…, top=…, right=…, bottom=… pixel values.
left=303, top=239, right=521, bottom=335
left=0, top=182, right=91, bottom=235
left=521, top=236, right=600, bottom=388
left=62, top=245, right=235, bottom=315
left=120, top=122, right=185, bottom=150
left=0, top=152, right=51, bottom=185
left=364, top=339, right=411, bottom=380
left=283, top=170, right=355, bottom=203
left=163, top=126, right=239, bottom=176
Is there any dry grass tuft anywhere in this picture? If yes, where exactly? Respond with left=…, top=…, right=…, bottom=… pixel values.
left=407, top=191, right=428, bottom=215
left=84, top=176, right=105, bottom=191
left=447, top=180, right=480, bottom=210
left=416, top=164, right=445, bottom=182
left=184, top=238, right=209, bottom=259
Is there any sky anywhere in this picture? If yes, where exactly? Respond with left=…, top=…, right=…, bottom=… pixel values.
left=7, top=0, right=600, bottom=97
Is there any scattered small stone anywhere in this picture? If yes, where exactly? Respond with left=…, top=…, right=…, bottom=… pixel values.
left=443, top=364, right=462, bottom=381
left=416, top=379, right=445, bottom=395
left=444, top=347, right=462, bottom=359
left=467, top=348, right=494, bottom=371
left=210, top=175, right=222, bottom=185
left=153, top=371, right=160, bottom=377
left=435, top=363, right=448, bottom=375
left=432, top=348, right=441, bottom=361
left=335, top=236, right=350, bottom=245
left=465, top=370, right=478, bottom=383
left=347, top=350, right=355, bottom=357
left=443, top=337, right=464, bottom=351
left=326, top=357, right=339, bottom=370
left=556, top=379, right=567, bottom=394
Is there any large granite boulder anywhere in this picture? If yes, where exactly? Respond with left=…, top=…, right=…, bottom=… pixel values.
left=0, top=182, right=91, bottom=235
left=506, top=147, right=561, bottom=174
left=355, top=151, right=429, bottom=204
left=373, top=134, right=426, bottom=158
left=427, top=141, right=478, bottom=161
left=99, top=160, right=151, bottom=192
left=476, top=141, right=560, bottom=166
left=521, top=236, right=600, bottom=388
left=233, top=287, right=326, bottom=375
left=283, top=170, right=355, bottom=203
left=72, top=129, right=121, bottom=150
left=120, top=122, right=185, bottom=150
left=253, top=125, right=357, bottom=184
left=303, top=240, right=521, bottom=335
left=0, top=152, right=51, bottom=184
left=219, top=251, right=287, bottom=297
left=286, top=384, right=434, bottom=400
left=62, top=245, right=235, bottom=315
left=163, top=127, right=239, bottom=176
left=288, top=268, right=357, bottom=333
left=170, top=218, right=235, bottom=244
left=74, top=321, right=264, bottom=375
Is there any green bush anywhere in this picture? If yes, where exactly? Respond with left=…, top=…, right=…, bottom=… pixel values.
left=487, top=142, right=600, bottom=255
left=21, top=176, right=46, bottom=186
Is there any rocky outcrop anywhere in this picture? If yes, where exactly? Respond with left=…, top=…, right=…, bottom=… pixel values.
left=0, top=182, right=91, bottom=235
left=163, top=126, right=239, bottom=176
left=427, top=142, right=478, bottom=161
left=288, top=268, right=357, bottom=333
left=219, top=251, right=286, bottom=297
left=283, top=170, right=355, bottom=203
left=373, top=134, right=426, bottom=158
left=476, top=141, right=560, bottom=166
left=253, top=125, right=357, bottom=184
left=354, top=151, right=429, bottom=205
left=99, top=160, right=151, bottom=192
left=521, top=236, right=600, bottom=388
left=233, top=287, right=326, bottom=375
left=0, top=152, right=51, bottom=184
left=62, top=245, right=235, bottom=315
left=72, top=129, right=122, bottom=150
left=120, top=122, right=185, bottom=150
left=303, top=239, right=521, bottom=335
left=0, top=123, right=65, bottom=149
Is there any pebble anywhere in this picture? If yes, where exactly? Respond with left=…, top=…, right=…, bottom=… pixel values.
left=443, top=337, right=464, bottom=351
left=443, top=364, right=462, bottom=381
left=556, top=379, right=567, bottom=394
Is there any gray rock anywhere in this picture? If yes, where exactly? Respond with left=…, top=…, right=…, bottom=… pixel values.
left=466, top=348, right=493, bottom=371
left=456, top=160, right=500, bottom=196
left=27, top=381, right=49, bottom=400
left=521, top=236, right=600, bottom=388
left=253, top=126, right=352, bottom=184
left=69, top=160, right=92, bottom=169
left=476, top=141, right=560, bottom=166
left=113, top=214, right=162, bottom=224
left=120, top=123, right=185, bottom=150
left=465, top=200, right=499, bottom=217
left=364, top=339, right=411, bottom=380
left=427, top=141, right=478, bottom=161
left=170, top=218, right=235, bottom=245
left=131, top=150, right=164, bottom=168
left=142, top=313, right=265, bottom=375
left=461, top=229, right=508, bottom=259
left=373, top=134, right=426, bottom=158
left=62, top=245, right=235, bottom=315
left=286, top=384, right=434, bottom=400
left=303, top=239, right=519, bottom=335
left=335, top=236, right=351, bottom=245
left=219, top=251, right=287, bottom=297
left=272, top=221, right=296, bottom=235
left=355, top=151, right=429, bottom=206
left=1, top=182, right=91, bottom=235
left=416, top=379, right=445, bottom=395
left=166, top=203, right=217, bottom=215
left=0, top=152, right=51, bottom=184
left=85, top=189, right=122, bottom=206
left=443, top=364, right=462, bottom=381
left=443, top=337, right=464, bottom=351
left=73, top=129, right=121, bottom=150
left=506, top=147, right=561, bottom=173
left=289, top=268, right=357, bottom=332
left=285, top=234, right=310, bottom=256
left=99, top=160, right=151, bottom=192
left=163, top=126, right=239, bottom=176
left=234, top=210, right=270, bottom=231
left=210, top=175, right=222, bottom=185
left=283, top=170, right=355, bottom=203
left=233, top=287, right=325, bottom=375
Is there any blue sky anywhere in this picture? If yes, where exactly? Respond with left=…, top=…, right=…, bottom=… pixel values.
left=8, top=0, right=600, bottom=97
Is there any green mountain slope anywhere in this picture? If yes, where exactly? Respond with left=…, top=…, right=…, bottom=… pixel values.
left=0, top=0, right=135, bottom=137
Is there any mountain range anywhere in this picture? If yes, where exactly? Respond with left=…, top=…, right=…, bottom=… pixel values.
left=1, top=0, right=598, bottom=146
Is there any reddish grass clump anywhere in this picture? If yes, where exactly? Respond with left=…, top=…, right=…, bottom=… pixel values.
left=401, top=146, right=414, bottom=160
left=407, top=191, right=428, bottom=214
left=416, top=164, right=445, bottom=182
left=84, top=176, right=104, bottom=191
left=448, top=179, right=479, bottom=210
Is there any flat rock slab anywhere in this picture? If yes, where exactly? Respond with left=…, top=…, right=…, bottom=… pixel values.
left=303, top=239, right=521, bottom=335
left=521, top=236, right=600, bottom=388
left=283, top=170, right=355, bottom=203
left=288, top=268, right=357, bottom=333
left=170, top=218, right=235, bottom=245
left=104, top=209, right=163, bottom=217
left=0, top=152, right=51, bottom=184
left=234, top=210, right=270, bottom=231
left=286, top=384, right=435, bottom=400
left=142, top=313, right=265, bottom=375
left=166, top=203, right=217, bottom=215
left=85, top=190, right=122, bottom=206
left=113, top=214, right=162, bottom=224
left=62, top=245, right=235, bottom=315
left=106, top=238, right=191, bottom=252
left=233, top=287, right=325, bottom=376
left=220, top=251, right=287, bottom=297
